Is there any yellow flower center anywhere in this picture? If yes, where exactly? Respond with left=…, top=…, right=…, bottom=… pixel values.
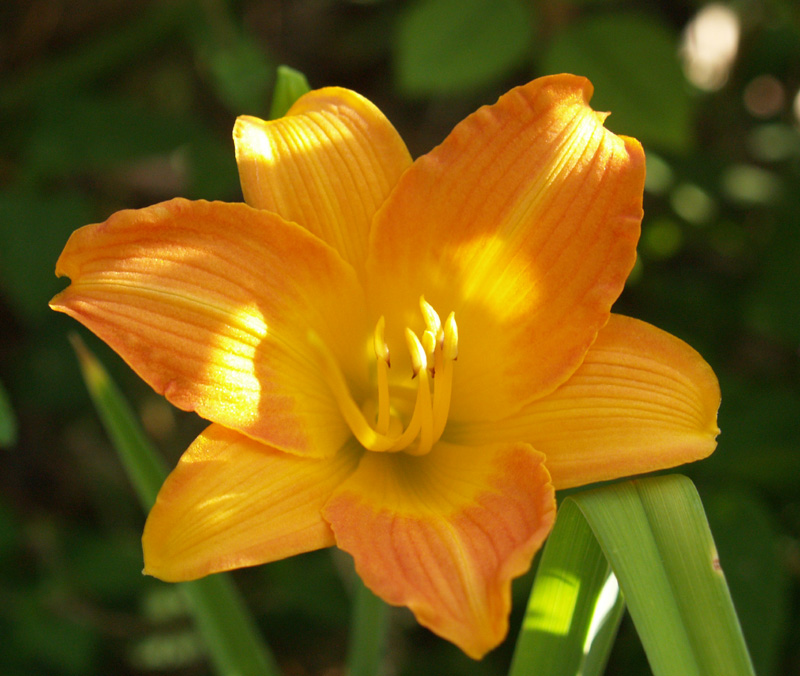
left=313, top=297, right=458, bottom=456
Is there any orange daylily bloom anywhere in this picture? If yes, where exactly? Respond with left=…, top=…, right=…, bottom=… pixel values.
left=50, top=75, right=720, bottom=659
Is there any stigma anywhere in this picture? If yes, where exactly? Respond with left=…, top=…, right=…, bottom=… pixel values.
left=313, top=296, right=458, bottom=456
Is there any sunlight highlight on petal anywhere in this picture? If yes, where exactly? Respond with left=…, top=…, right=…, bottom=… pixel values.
left=144, top=426, right=361, bottom=581
left=234, top=87, right=412, bottom=276
left=367, top=74, right=645, bottom=421
left=51, top=198, right=369, bottom=458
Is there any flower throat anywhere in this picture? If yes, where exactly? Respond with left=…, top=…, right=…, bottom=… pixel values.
left=313, top=297, right=458, bottom=456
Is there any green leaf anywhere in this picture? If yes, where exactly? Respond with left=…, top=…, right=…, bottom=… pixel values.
left=202, top=36, right=275, bottom=115
left=512, top=476, right=755, bottom=676
left=704, top=487, right=789, bottom=676
left=269, top=65, right=312, bottom=119
left=0, top=378, right=18, bottom=447
left=346, top=573, right=390, bottom=676
left=394, top=0, right=534, bottom=97
left=541, top=12, right=693, bottom=152
left=71, top=337, right=281, bottom=676
left=577, top=476, right=755, bottom=676
left=509, top=499, right=624, bottom=676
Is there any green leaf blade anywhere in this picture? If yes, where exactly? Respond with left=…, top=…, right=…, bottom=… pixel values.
left=346, top=574, right=390, bottom=676
left=509, top=499, right=623, bottom=676
left=513, top=476, right=755, bottom=676
left=269, top=65, right=312, bottom=119
left=572, top=476, right=755, bottom=676
left=635, top=477, right=756, bottom=676
left=71, top=336, right=281, bottom=676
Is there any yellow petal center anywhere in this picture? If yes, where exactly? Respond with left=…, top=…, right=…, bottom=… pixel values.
left=312, top=297, right=458, bottom=456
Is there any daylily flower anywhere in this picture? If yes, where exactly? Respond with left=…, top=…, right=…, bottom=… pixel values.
left=50, top=74, right=720, bottom=659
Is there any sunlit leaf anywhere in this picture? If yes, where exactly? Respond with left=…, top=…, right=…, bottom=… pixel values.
left=270, top=65, right=312, bottom=119
left=513, top=476, right=754, bottom=676
left=510, top=500, right=623, bottom=676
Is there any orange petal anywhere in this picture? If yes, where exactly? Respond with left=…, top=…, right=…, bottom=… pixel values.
left=323, top=441, right=555, bottom=658
left=366, top=74, right=645, bottom=421
left=447, top=315, right=720, bottom=489
left=234, top=88, right=412, bottom=276
left=51, top=198, right=369, bottom=457
left=143, top=425, right=361, bottom=581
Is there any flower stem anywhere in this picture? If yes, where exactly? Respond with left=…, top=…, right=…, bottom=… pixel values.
left=346, top=575, right=390, bottom=676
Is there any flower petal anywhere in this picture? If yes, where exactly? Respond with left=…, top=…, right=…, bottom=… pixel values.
left=143, top=425, right=361, bottom=581
left=323, top=441, right=555, bottom=658
left=447, top=315, right=720, bottom=489
left=234, top=88, right=412, bottom=276
left=50, top=198, right=369, bottom=457
left=366, top=74, right=645, bottom=421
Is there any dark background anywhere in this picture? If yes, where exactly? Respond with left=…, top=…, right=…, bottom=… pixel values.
left=1, top=0, right=798, bottom=674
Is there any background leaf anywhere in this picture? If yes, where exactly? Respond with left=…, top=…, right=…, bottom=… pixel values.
left=0, top=378, right=18, bottom=447
left=541, top=12, right=693, bottom=151
left=394, top=0, right=534, bottom=96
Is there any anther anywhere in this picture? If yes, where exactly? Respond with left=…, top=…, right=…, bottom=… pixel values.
left=373, top=316, right=390, bottom=365
left=443, top=312, right=458, bottom=360
left=420, top=296, right=443, bottom=345
left=405, top=328, right=427, bottom=378
left=422, top=330, right=437, bottom=375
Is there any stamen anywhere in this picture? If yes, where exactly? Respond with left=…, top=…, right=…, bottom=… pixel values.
left=432, top=313, right=458, bottom=441
left=311, top=303, right=458, bottom=458
left=405, top=327, right=427, bottom=377
left=373, top=317, right=391, bottom=435
left=422, top=330, right=437, bottom=376
left=397, top=330, right=434, bottom=456
left=419, top=296, right=442, bottom=344
left=308, top=330, right=395, bottom=452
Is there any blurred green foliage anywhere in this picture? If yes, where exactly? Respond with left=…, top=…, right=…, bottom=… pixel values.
left=1, top=0, right=799, bottom=674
